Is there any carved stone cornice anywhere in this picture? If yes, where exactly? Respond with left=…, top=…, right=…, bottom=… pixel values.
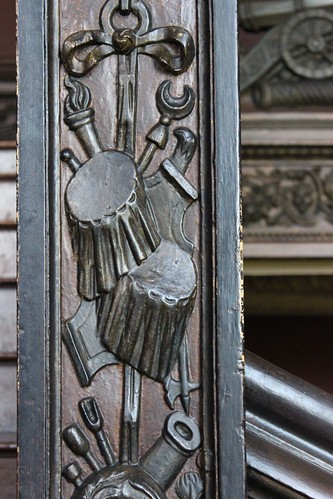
left=241, top=113, right=333, bottom=147
left=241, top=112, right=333, bottom=249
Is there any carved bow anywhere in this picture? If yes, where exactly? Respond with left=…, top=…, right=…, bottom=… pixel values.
left=62, top=0, right=195, bottom=76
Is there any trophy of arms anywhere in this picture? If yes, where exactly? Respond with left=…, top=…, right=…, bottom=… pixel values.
left=61, top=0, right=202, bottom=497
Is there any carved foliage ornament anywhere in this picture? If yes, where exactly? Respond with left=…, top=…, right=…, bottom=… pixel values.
left=240, top=4, right=333, bottom=108
left=243, top=165, right=333, bottom=228
left=61, top=1, right=202, bottom=497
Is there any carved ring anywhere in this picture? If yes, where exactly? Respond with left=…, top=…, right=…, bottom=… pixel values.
left=100, top=0, right=151, bottom=36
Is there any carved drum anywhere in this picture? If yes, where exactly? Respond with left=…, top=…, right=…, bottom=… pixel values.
left=66, top=150, right=160, bottom=299
left=98, top=240, right=197, bottom=382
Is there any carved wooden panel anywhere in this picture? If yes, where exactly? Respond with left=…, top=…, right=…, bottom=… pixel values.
left=18, top=0, right=245, bottom=497
left=60, top=2, right=203, bottom=497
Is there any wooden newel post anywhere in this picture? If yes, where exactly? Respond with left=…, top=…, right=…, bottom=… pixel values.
left=17, top=0, right=245, bottom=497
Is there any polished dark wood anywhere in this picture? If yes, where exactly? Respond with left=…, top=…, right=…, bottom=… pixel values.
left=0, top=453, right=17, bottom=499
left=246, top=351, right=333, bottom=498
left=213, top=0, right=246, bottom=496
left=18, top=0, right=245, bottom=497
left=247, top=469, right=306, bottom=499
left=0, top=1, right=15, bottom=59
left=17, top=0, right=61, bottom=497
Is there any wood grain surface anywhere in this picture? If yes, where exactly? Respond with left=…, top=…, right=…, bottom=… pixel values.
left=0, top=456, right=16, bottom=499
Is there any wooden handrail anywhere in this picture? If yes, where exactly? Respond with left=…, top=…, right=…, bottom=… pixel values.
left=246, top=351, right=333, bottom=497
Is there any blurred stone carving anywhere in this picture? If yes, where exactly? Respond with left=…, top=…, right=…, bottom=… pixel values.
left=240, top=4, right=333, bottom=108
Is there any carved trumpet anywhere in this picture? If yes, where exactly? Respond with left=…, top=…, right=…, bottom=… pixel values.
left=239, top=0, right=333, bottom=30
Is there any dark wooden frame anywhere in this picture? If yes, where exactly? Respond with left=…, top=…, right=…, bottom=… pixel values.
left=17, top=0, right=245, bottom=496
left=17, top=0, right=61, bottom=496
left=212, top=0, right=246, bottom=496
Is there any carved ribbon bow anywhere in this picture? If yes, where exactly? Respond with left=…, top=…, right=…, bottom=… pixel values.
left=62, top=0, right=195, bottom=76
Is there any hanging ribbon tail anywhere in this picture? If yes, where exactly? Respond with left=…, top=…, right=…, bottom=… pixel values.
left=62, top=29, right=115, bottom=77
left=138, top=27, right=195, bottom=75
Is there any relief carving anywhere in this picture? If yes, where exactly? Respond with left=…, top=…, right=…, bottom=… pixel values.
left=239, top=3, right=333, bottom=108
left=63, top=398, right=200, bottom=498
left=176, top=472, right=203, bottom=499
left=243, top=163, right=333, bottom=241
left=243, top=166, right=333, bottom=227
left=60, top=0, right=201, bottom=497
